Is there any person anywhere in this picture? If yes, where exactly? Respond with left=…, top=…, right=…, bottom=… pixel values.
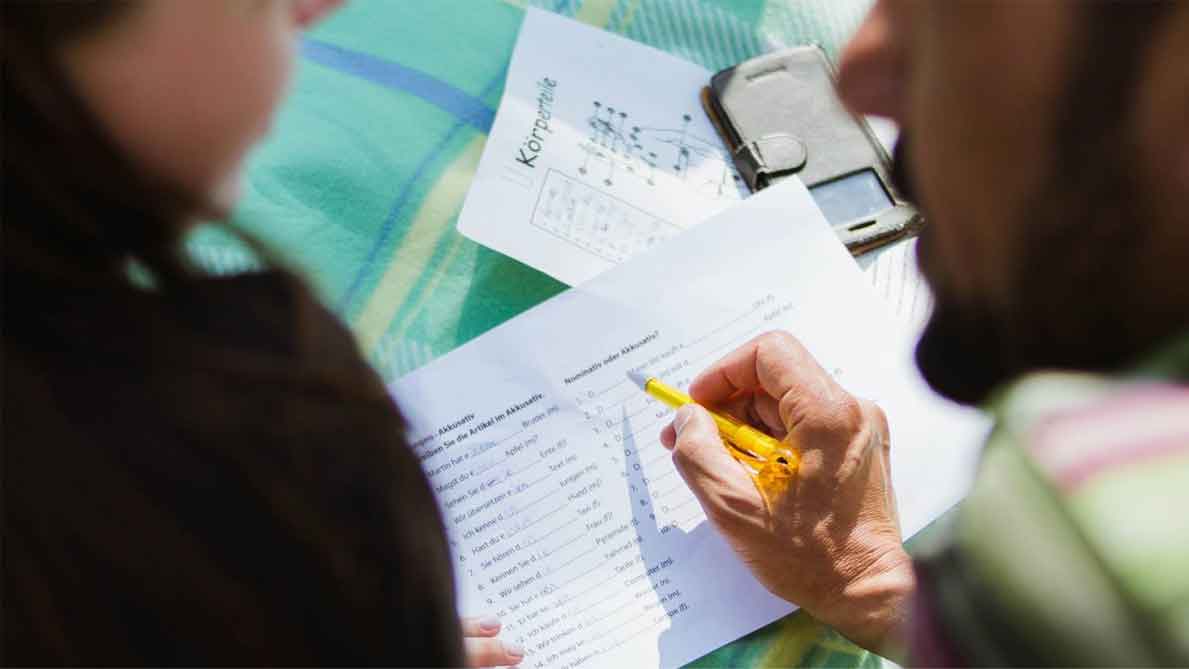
left=7, top=1, right=1185, bottom=666
left=661, top=1, right=1189, bottom=665
left=2, top=2, right=520, bottom=665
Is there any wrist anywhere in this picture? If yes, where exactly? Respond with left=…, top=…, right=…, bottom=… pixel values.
left=817, top=547, right=916, bottom=656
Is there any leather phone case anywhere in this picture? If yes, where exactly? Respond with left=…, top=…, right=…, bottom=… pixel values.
left=702, top=46, right=921, bottom=254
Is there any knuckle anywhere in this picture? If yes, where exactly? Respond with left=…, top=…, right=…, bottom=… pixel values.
left=671, top=442, right=690, bottom=468
left=799, top=392, right=865, bottom=437
left=703, top=491, right=750, bottom=527
left=755, top=329, right=798, bottom=352
left=672, top=428, right=713, bottom=465
left=861, top=398, right=890, bottom=434
left=831, top=394, right=864, bottom=429
left=670, top=437, right=698, bottom=471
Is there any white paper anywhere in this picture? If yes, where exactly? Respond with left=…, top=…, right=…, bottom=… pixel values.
left=393, top=180, right=986, bottom=669
left=859, top=236, right=934, bottom=335
left=458, top=8, right=744, bottom=286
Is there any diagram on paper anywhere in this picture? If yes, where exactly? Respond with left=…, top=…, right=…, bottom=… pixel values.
left=530, top=102, right=742, bottom=264
left=577, top=101, right=743, bottom=200
left=532, top=169, right=681, bottom=264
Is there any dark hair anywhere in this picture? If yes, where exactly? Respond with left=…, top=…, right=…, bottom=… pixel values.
left=3, top=3, right=463, bottom=664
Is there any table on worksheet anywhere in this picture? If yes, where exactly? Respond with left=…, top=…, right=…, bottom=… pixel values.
left=432, top=302, right=794, bottom=668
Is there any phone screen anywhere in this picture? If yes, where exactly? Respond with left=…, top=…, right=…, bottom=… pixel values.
left=808, top=169, right=893, bottom=228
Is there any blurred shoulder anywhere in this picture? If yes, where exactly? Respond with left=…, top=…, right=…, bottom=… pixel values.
left=992, top=371, right=1189, bottom=484
left=177, top=270, right=368, bottom=371
left=950, top=370, right=1189, bottom=664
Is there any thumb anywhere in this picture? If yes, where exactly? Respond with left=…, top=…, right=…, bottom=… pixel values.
left=671, top=405, right=753, bottom=494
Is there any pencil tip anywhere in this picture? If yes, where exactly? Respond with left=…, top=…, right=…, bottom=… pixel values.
left=626, top=369, right=649, bottom=389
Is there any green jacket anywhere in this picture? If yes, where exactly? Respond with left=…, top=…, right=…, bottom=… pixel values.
left=909, top=334, right=1189, bottom=665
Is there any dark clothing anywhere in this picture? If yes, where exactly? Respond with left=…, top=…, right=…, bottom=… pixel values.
left=3, top=268, right=463, bottom=665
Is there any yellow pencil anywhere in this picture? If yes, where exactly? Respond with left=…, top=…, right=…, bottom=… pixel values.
left=627, top=370, right=800, bottom=472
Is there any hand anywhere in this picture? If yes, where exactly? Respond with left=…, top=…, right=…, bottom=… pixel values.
left=461, top=616, right=524, bottom=667
left=659, top=331, right=914, bottom=652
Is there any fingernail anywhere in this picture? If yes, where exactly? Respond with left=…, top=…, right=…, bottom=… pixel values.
left=504, top=641, right=525, bottom=659
left=673, top=405, right=694, bottom=434
left=479, top=616, right=501, bottom=633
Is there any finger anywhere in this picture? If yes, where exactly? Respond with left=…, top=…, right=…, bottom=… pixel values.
left=751, top=392, right=786, bottom=439
left=670, top=406, right=760, bottom=518
left=465, top=637, right=525, bottom=668
left=716, top=392, right=786, bottom=439
left=660, top=422, right=677, bottom=449
left=689, top=331, right=838, bottom=427
left=690, top=331, right=831, bottom=402
left=460, top=615, right=502, bottom=637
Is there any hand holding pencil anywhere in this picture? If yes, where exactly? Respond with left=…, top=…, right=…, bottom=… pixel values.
left=646, top=331, right=914, bottom=654
left=628, top=369, right=799, bottom=507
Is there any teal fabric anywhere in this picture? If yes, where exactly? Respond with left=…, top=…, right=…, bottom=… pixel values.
left=190, top=1, right=888, bottom=666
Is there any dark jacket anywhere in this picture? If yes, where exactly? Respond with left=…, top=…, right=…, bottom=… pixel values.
left=3, top=267, right=463, bottom=665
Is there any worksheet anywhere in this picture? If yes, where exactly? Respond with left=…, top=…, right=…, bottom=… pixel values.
left=457, top=8, right=744, bottom=286
left=392, top=181, right=986, bottom=669
left=859, top=237, right=933, bottom=335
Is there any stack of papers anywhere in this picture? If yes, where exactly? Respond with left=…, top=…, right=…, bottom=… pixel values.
left=394, top=182, right=985, bottom=668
